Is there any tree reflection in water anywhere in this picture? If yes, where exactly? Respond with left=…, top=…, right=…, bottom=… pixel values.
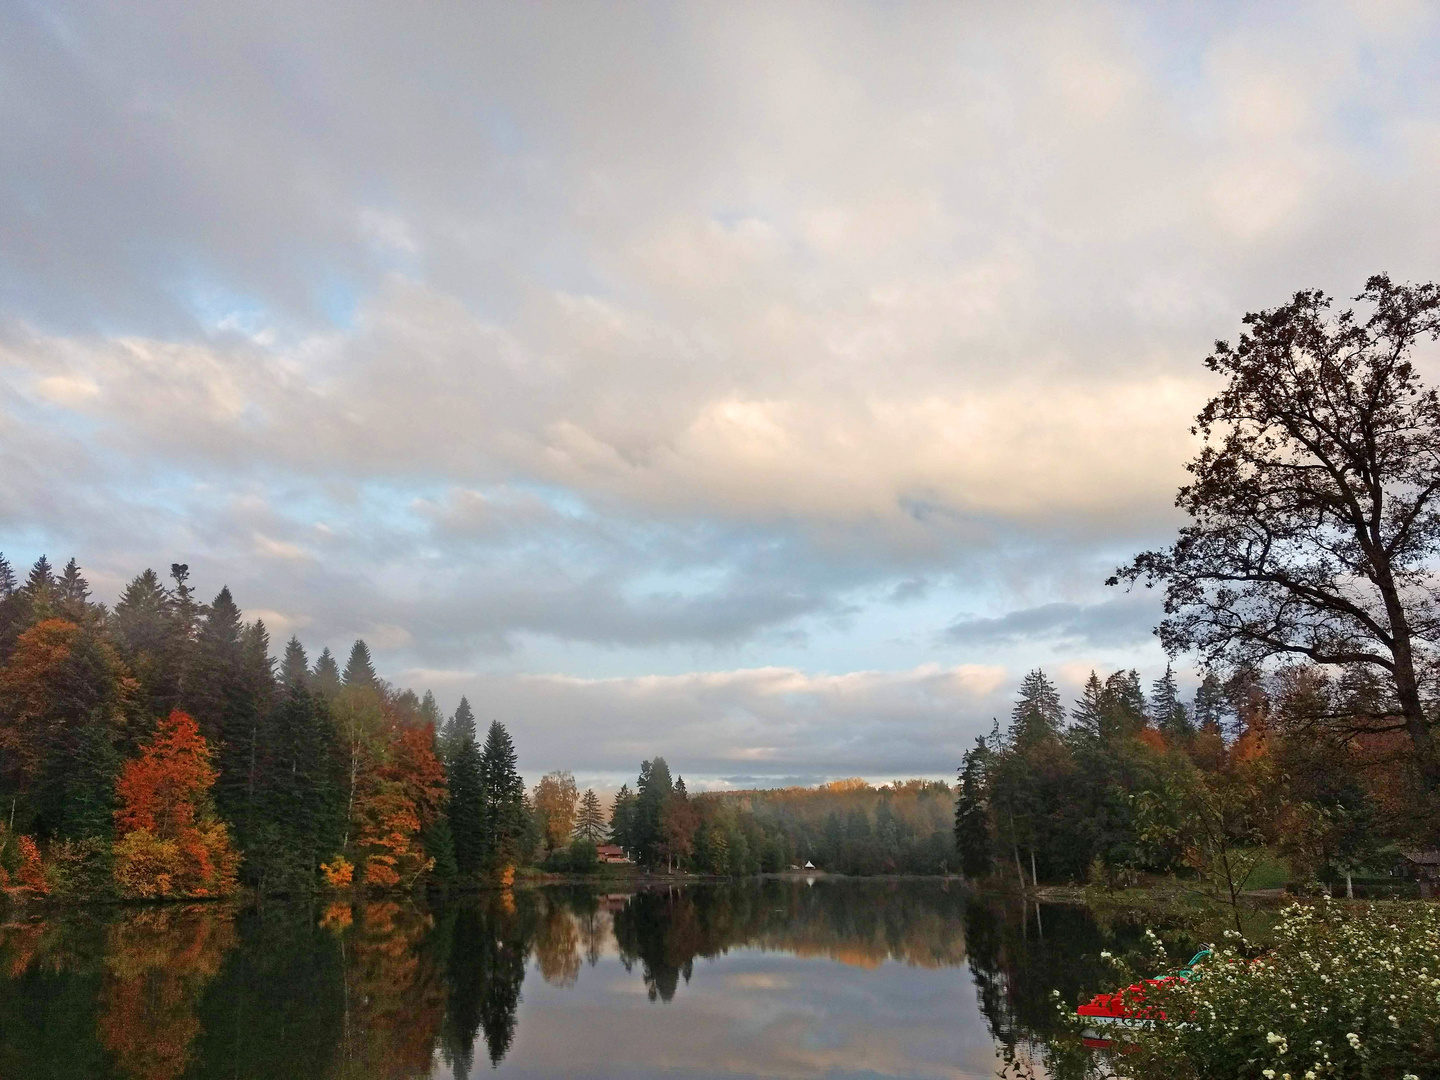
left=0, top=880, right=1167, bottom=1078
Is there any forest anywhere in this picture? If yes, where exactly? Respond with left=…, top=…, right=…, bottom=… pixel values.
left=954, top=664, right=1428, bottom=899
left=0, top=554, right=957, bottom=899
left=0, top=558, right=530, bottom=899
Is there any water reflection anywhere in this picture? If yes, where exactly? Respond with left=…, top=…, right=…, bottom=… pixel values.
left=0, top=882, right=1158, bottom=1079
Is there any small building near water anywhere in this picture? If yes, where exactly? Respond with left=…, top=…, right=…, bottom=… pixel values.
left=1397, top=850, right=1440, bottom=883
left=596, top=844, right=632, bottom=864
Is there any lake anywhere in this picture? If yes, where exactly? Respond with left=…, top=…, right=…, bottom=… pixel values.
left=0, top=879, right=1156, bottom=1079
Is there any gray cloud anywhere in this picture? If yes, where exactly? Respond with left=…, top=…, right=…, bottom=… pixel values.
left=941, top=594, right=1165, bottom=650
left=2, top=1, right=1438, bottom=775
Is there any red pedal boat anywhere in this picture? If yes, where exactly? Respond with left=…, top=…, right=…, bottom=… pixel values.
left=1076, top=949, right=1210, bottom=1048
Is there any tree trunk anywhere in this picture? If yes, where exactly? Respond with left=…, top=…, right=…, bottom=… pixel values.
left=1013, top=843, right=1025, bottom=889
left=1371, top=561, right=1440, bottom=790
left=1346, top=869, right=1354, bottom=900
left=1030, top=848, right=1038, bottom=889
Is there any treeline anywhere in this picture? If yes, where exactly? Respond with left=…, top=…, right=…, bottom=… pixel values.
left=0, top=555, right=532, bottom=899
left=601, top=758, right=955, bottom=876
left=955, top=663, right=1427, bottom=895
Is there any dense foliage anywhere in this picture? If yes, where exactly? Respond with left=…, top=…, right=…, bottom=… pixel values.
left=0, top=558, right=530, bottom=898
left=956, top=663, right=1428, bottom=907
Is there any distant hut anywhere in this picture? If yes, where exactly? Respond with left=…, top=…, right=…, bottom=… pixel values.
left=1398, top=850, right=1440, bottom=883
left=596, top=844, right=633, bottom=864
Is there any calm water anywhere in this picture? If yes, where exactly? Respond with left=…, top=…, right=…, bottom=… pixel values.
left=0, top=880, right=1152, bottom=1079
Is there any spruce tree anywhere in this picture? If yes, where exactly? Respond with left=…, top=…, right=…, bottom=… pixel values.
left=57, top=558, right=90, bottom=609
left=342, top=640, right=378, bottom=689
left=280, top=635, right=310, bottom=688
left=188, top=587, right=258, bottom=845
left=112, top=568, right=182, bottom=723
left=575, top=788, right=605, bottom=843
left=1009, top=669, right=1064, bottom=746
left=420, top=689, right=443, bottom=730
left=447, top=698, right=485, bottom=875
left=1192, top=671, right=1229, bottom=735
left=1071, top=672, right=1106, bottom=739
left=955, top=738, right=994, bottom=879
left=633, top=757, right=673, bottom=866
left=0, top=552, right=15, bottom=597
left=479, top=720, right=526, bottom=876
left=312, top=647, right=342, bottom=696
left=25, top=555, right=54, bottom=594
left=1151, top=664, right=1195, bottom=739
left=609, top=785, right=636, bottom=852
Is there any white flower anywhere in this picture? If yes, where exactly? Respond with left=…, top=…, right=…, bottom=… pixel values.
left=1267, top=1032, right=1284, bottom=1045
left=1262, top=1072, right=1275, bottom=1079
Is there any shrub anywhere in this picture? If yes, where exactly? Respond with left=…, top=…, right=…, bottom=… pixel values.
left=1074, top=902, right=1440, bottom=1079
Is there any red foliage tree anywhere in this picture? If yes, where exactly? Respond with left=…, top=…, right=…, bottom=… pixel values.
left=112, top=710, right=239, bottom=898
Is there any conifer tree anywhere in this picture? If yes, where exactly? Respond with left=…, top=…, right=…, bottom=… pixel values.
left=57, top=558, right=90, bottom=608
left=1009, top=669, right=1064, bottom=746
left=312, top=647, right=342, bottom=697
left=478, top=720, right=525, bottom=877
left=280, top=636, right=309, bottom=688
left=187, top=587, right=258, bottom=847
left=574, top=788, right=605, bottom=843
left=609, top=785, right=636, bottom=853
left=420, top=689, right=443, bottom=730
left=112, top=568, right=182, bottom=723
left=343, top=640, right=378, bottom=689
left=955, top=738, right=993, bottom=879
left=1071, top=672, right=1106, bottom=739
left=25, top=555, right=54, bottom=595
left=0, top=552, right=15, bottom=598
left=632, top=757, right=673, bottom=866
left=1151, top=664, right=1194, bottom=739
left=1192, top=672, right=1229, bottom=735
left=447, top=698, right=485, bottom=875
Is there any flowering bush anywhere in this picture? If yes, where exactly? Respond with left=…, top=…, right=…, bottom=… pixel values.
left=1084, top=902, right=1440, bottom=1079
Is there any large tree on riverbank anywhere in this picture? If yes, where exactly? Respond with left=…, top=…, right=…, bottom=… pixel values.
left=1111, top=275, right=1440, bottom=791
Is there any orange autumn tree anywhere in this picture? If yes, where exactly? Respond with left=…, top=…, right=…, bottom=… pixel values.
left=354, top=723, right=446, bottom=888
left=112, top=710, right=239, bottom=898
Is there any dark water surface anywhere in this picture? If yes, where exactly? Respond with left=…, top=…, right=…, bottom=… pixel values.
left=0, top=880, right=1149, bottom=1079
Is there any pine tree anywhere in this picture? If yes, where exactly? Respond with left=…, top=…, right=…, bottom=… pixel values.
left=187, top=587, right=258, bottom=847
left=112, top=568, right=182, bottom=723
left=312, top=647, right=342, bottom=697
left=343, top=640, right=378, bottom=689
left=1151, top=664, right=1195, bottom=739
left=574, top=788, right=605, bottom=843
left=1071, top=671, right=1106, bottom=739
left=478, top=720, right=526, bottom=878
left=447, top=698, right=485, bottom=875
left=633, top=757, right=673, bottom=866
left=1192, top=671, right=1229, bottom=735
left=1009, top=669, right=1064, bottom=746
left=280, top=636, right=309, bottom=688
left=609, top=785, right=636, bottom=853
left=0, top=552, right=15, bottom=598
left=420, top=690, right=443, bottom=730
left=57, top=558, right=90, bottom=608
left=955, top=737, right=994, bottom=879
left=25, top=555, right=55, bottom=594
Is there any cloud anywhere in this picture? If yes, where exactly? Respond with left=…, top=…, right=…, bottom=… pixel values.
left=941, top=595, right=1163, bottom=650
left=464, top=663, right=1009, bottom=783
left=2, top=1, right=1439, bottom=777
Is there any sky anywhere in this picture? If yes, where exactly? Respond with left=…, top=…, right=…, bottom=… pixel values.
left=4, top=0, right=1440, bottom=792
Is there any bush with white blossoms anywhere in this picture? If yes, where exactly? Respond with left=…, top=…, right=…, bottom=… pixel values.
left=1093, top=901, right=1440, bottom=1079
